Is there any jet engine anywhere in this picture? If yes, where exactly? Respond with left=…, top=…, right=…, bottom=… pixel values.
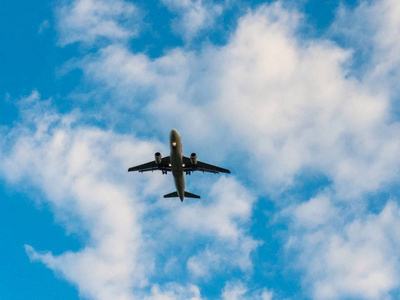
left=155, top=152, right=162, bottom=164
left=190, top=153, right=197, bottom=165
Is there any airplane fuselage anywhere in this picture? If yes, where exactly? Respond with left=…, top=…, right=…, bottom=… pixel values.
left=128, top=129, right=230, bottom=200
left=170, top=129, right=185, bottom=200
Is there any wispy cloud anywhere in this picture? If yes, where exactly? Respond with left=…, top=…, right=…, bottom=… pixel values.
left=332, top=0, right=400, bottom=95
left=287, top=196, right=400, bottom=299
left=143, top=283, right=202, bottom=300
left=68, top=2, right=400, bottom=298
left=0, top=91, right=257, bottom=299
left=75, top=3, right=400, bottom=197
left=4, top=0, right=400, bottom=299
left=1, top=92, right=154, bottom=299
left=161, top=0, right=223, bottom=41
left=56, top=0, right=139, bottom=45
left=222, top=281, right=273, bottom=300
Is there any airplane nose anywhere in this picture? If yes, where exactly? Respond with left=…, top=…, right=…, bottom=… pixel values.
left=170, top=129, right=179, bottom=142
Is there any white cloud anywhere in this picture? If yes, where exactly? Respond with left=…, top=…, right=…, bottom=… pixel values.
left=144, top=176, right=258, bottom=280
left=58, top=4, right=400, bottom=296
left=288, top=197, right=400, bottom=300
left=11, top=1, right=400, bottom=299
left=205, top=4, right=399, bottom=196
left=186, top=235, right=257, bottom=279
left=290, top=195, right=337, bottom=229
left=222, top=282, right=247, bottom=300
left=77, top=3, right=400, bottom=198
left=333, top=0, right=400, bottom=94
left=144, top=284, right=202, bottom=300
left=169, top=177, right=258, bottom=278
left=0, top=92, right=258, bottom=299
left=221, top=281, right=273, bottom=300
left=173, top=177, right=254, bottom=240
left=57, top=0, right=138, bottom=45
left=161, top=0, right=223, bottom=41
left=1, top=93, right=159, bottom=300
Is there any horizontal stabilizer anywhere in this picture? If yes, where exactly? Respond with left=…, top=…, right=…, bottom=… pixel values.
left=184, top=191, right=200, bottom=199
left=163, top=191, right=201, bottom=199
left=163, top=192, right=179, bottom=198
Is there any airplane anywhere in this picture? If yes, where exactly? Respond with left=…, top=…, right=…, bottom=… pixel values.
left=128, top=129, right=231, bottom=201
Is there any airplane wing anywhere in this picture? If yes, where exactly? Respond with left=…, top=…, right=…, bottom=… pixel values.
left=182, top=156, right=231, bottom=174
left=128, top=156, right=171, bottom=173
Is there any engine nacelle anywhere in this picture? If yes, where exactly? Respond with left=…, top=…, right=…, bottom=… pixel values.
left=190, top=153, right=197, bottom=165
left=155, top=152, right=162, bottom=164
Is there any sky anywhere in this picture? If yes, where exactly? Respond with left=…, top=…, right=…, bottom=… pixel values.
left=1, top=0, right=400, bottom=299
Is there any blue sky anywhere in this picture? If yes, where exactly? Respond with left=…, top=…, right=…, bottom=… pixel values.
left=2, top=0, right=400, bottom=299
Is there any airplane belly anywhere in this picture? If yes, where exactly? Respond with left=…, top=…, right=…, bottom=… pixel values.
left=171, top=140, right=184, bottom=198
left=173, top=172, right=185, bottom=198
left=129, top=129, right=230, bottom=201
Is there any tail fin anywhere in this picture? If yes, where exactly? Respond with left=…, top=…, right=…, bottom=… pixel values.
left=163, top=191, right=201, bottom=199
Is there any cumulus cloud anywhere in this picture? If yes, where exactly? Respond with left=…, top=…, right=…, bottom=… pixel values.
left=56, top=0, right=138, bottom=45
left=290, top=195, right=337, bottom=229
left=161, top=0, right=223, bottom=41
left=54, top=3, right=400, bottom=297
left=77, top=3, right=400, bottom=198
left=0, top=91, right=257, bottom=299
left=6, top=0, right=400, bottom=299
left=146, top=176, right=258, bottom=281
left=173, top=177, right=254, bottom=240
left=172, top=177, right=258, bottom=278
left=1, top=92, right=156, bottom=300
left=332, top=0, right=400, bottom=94
left=288, top=197, right=400, bottom=300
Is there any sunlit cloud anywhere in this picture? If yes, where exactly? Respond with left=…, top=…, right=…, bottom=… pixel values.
left=3, top=0, right=400, bottom=299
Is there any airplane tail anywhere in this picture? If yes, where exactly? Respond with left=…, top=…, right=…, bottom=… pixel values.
left=163, top=191, right=201, bottom=199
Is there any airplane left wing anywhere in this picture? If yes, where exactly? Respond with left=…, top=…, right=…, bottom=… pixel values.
left=128, top=157, right=171, bottom=173
left=183, top=156, right=231, bottom=174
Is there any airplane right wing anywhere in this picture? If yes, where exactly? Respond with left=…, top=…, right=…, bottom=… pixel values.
left=182, top=156, right=231, bottom=174
left=128, top=156, right=171, bottom=173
